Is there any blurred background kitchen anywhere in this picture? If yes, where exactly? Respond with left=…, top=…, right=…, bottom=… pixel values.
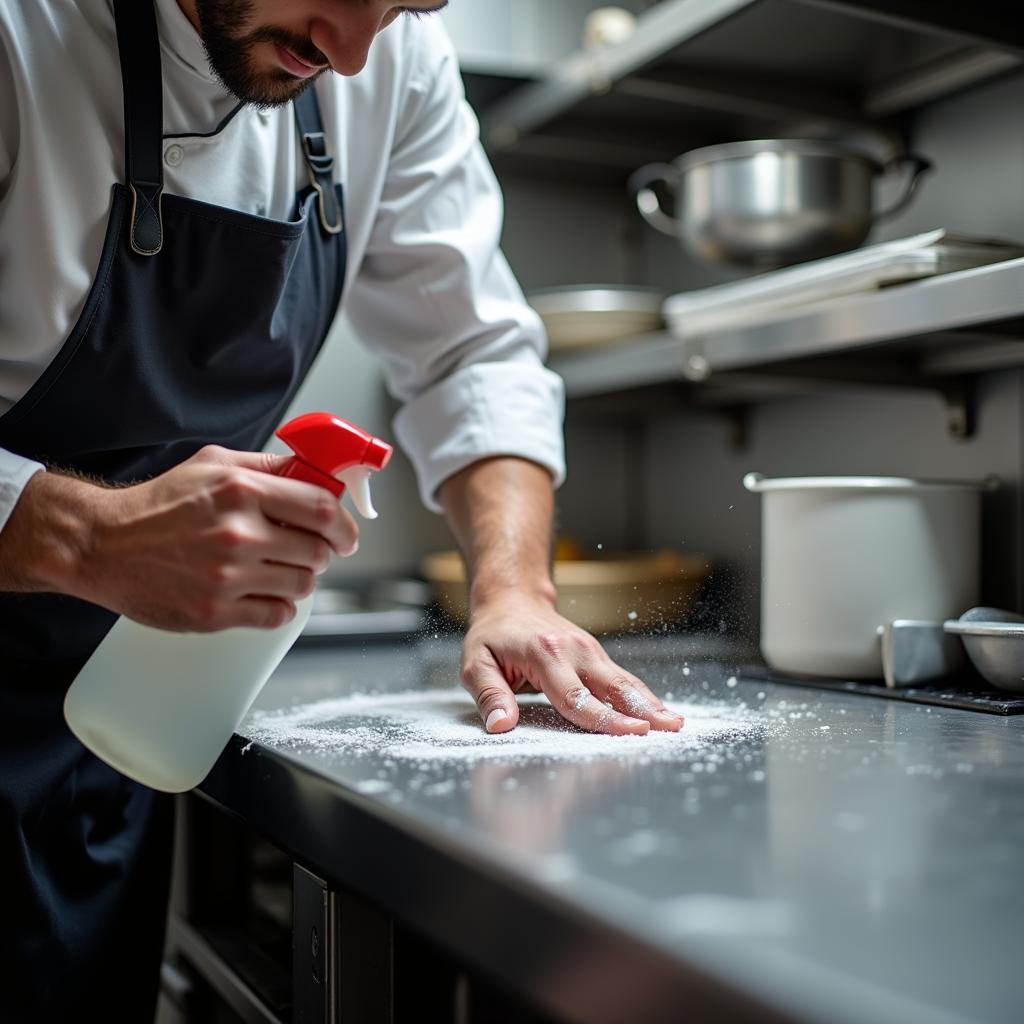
left=281, top=0, right=1023, bottom=642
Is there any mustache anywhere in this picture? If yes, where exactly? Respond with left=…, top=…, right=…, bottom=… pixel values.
left=244, top=25, right=329, bottom=68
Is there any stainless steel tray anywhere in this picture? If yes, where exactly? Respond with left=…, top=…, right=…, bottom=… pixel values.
left=300, top=580, right=429, bottom=640
left=664, top=230, right=1024, bottom=337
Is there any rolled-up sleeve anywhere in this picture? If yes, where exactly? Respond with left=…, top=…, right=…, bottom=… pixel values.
left=0, top=448, right=44, bottom=535
left=344, top=21, right=566, bottom=513
left=0, top=31, right=44, bottom=534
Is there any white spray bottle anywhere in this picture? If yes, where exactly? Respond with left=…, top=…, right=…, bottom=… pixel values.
left=63, top=412, right=393, bottom=793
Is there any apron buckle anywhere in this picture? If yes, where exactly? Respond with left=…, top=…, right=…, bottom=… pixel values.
left=302, top=132, right=344, bottom=236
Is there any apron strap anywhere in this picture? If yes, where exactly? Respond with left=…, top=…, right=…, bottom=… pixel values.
left=294, top=87, right=344, bottom=236
left=113, top=0, right=165, bottom=256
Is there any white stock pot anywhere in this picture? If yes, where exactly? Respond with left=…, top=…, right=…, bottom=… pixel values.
left=743, top=473, right=993, bottom=679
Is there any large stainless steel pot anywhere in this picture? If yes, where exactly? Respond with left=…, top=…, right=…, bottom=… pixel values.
left=630, top=140, right=931, bottom=268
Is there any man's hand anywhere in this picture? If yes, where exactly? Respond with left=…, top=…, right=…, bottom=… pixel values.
left=0, top=445, right=359, bottom=631
left=438, top=456, right=683, bottom=736
left=461, top=593, right=684, bottom=735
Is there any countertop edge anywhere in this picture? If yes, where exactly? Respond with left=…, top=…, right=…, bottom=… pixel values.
left=198, top=735, right=806, bottom=1024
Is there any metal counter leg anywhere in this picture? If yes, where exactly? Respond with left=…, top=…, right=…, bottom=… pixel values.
left=293, top=864, right=398, bottom=1024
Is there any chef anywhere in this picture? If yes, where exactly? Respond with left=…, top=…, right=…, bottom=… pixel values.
left=0, top=1, right=684, bottom=1017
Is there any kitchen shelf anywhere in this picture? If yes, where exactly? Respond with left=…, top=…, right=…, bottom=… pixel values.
left=549, top=256, right=1024, bottom=436
left=481, top=0, right=1023, bottom=182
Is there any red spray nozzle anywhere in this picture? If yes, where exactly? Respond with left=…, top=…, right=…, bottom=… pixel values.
left=275, top=412, right=393, bottom=498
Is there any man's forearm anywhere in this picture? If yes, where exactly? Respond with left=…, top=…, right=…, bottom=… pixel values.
left=0, top=471, right=100, bottom=593
left=437, top=456, right=557, bottom=612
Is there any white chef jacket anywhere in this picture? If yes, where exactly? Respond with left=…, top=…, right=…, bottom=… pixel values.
left=0, top=0, right=565, bottom=529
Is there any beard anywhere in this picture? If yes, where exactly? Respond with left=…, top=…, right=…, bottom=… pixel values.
left=193, top=0, right=329, bottom=107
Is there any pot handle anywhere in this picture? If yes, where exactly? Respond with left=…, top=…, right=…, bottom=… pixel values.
left=628, top=163, right=681, bottom=237
left=742, top=472, right=765, bottom=492
left=872, top=154, right=932, bottom=223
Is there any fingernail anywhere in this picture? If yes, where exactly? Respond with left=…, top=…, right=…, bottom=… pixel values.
left=344, top=540, right=359, bottom=557
left=485, top=708, right=508, bottom=732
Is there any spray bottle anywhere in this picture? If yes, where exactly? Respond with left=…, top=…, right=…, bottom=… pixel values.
left=63, top=412, right=393, bottom=793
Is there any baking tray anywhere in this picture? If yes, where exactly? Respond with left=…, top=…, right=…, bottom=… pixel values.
left=664, top=229, right=1024, bottom=338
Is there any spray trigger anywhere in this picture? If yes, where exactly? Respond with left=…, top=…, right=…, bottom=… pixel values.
left=338, top=465, right=378, bottom=519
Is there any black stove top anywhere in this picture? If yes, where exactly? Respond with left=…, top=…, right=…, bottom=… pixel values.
left=742, top=666, right=1024, bottom=715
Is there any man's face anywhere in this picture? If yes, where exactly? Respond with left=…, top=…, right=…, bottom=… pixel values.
left=189, top=0, right=448, bottom=107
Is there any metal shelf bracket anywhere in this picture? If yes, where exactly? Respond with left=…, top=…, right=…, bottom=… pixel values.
left=939, top=377, right=976, bottom=440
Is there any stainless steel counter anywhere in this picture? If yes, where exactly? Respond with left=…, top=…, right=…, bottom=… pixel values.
left=198, top=636, right=1024, bottom=1024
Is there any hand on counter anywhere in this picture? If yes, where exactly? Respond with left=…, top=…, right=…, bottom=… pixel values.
left=0, top=445, right=358, bottom=631
left=437, top=456, right=684, bottom=736
left=461, top=594, right=684, bottom=735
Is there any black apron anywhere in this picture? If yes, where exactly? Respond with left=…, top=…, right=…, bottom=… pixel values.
left=0, top=1, right=346, bottom=1018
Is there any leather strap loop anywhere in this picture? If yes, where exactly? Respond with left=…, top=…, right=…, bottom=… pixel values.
left=295, top=89, right=344, bottom=235
left=113, top=0, right=164, bottom=255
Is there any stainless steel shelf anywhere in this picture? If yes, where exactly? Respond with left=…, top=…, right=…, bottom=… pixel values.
left=549, top=256, right=1024, bottom=400
left=481, top=0, right=1023, bottom=179
left=484, top=0, right=756, bottom=145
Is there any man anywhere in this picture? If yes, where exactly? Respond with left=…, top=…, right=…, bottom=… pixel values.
left=0, top=0, right=683, bottom=1017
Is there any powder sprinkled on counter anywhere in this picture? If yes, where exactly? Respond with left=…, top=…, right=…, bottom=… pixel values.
left=243, top=688, right=774, bottom=765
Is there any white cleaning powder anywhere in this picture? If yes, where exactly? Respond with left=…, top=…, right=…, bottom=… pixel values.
left=243, top=688, right=772, bottom=765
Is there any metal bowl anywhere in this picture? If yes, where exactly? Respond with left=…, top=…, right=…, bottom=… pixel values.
left=527, top=285, right=664, bottom=352
left=944, top=607, right=1024, bottom=692
left=630, top=139, right=931, bottom=268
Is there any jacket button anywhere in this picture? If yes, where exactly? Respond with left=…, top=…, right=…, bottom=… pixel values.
left=164, top=144, right=185, bottom=167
